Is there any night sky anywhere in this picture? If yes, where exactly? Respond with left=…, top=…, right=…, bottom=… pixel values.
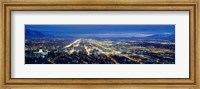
left=25, top=25, right=175, bottom=38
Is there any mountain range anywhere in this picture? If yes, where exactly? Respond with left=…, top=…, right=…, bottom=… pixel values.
left=25, top=29, right=52, bottom=39
left=25, top=29, right=175, bottom=42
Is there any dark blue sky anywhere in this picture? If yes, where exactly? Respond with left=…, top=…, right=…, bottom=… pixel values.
left=25, top=25, right=175, bottom=38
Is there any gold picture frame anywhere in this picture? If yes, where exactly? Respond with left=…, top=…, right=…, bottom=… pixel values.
left=0, top=0, right=199, bottom=89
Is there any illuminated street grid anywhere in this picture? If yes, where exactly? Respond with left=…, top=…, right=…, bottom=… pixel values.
left=25, top=38, right=175, bottom=64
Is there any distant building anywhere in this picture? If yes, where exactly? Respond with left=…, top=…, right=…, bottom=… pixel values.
left=69, top=48, right=74, bottom=54
left=33, top=49, right=48, bottom=56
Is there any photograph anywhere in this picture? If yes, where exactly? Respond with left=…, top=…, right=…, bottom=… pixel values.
left=25, top=25, right=175, bottom=64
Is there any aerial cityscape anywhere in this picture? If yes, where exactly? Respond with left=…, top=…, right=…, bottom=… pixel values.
left=25, top=25, right=175, bottom=64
